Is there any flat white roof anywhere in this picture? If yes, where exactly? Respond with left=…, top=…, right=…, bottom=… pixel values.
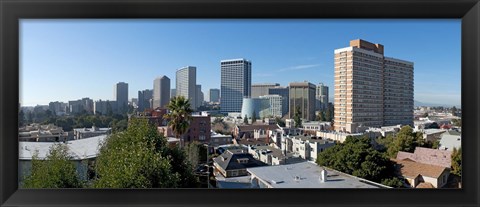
left=385, top=56, right=414, bottom=65
left=221, top=58, right=250, bottom=62
left=19, top=135, right=107, bottom=160
left=247, top=162, right=388, bottom=188
left=334, top=46, right=384, bottom=58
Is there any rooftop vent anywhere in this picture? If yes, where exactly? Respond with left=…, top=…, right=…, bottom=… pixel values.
left=320, top=169, right=328, bottom=182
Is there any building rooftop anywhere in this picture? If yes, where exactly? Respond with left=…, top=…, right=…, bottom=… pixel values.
left=439, top=131, right=461, bottom=151
left=19, top=135, right=107, bottom=160
left=290, top=135, right=334, bottom=144
left=396, top=147, right=452, bottom=168
left=213, top=149, right=267, bottom=172
left=237, top=124, right=280, bottom=132
left=250, top=145, right=288, bottom=159
left=393, top=158, right=448, bottom=179
left=220, top=58, right=250, bottom=63
left=247, top=162, right=388, bottom=188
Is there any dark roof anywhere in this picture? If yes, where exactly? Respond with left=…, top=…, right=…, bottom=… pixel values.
left=213, top=149, right=267, bottom=171
left=237, top=124, right=280, bottom=132
left=237, top=138, right=272, bottom=146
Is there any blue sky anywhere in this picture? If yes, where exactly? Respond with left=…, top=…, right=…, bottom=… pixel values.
left=20, top=19, right=461, bottom=107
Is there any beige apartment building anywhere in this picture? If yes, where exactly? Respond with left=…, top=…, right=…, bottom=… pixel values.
left=334, top=39, right=414, bottom=133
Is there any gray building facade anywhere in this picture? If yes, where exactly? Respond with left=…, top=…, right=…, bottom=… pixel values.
left=220, top=58, right=252, bottom=113
left=138, top=89, right=153, bottom=112
left=176, top=66, right=197, bottom=109
left=153, top=76, right=171, bottom=109
left=209, top=88, right=220, bottom=103
left=114, top=82, right=128, bottom=113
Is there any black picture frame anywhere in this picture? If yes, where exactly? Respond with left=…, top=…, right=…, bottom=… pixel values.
left=1, top=0, right=479, bottom=206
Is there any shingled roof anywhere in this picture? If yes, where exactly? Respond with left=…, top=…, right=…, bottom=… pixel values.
left=394, top=159, right=448, bottom=179
left=396, top=147, right=452, bottom=168
left=213, top=149, right=267, bottom=172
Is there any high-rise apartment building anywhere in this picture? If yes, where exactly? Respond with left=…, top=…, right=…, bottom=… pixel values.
left=220, top=58, right=252, bottom=113
left=114, top=82, right=128, bottom=113
left=268, top=86, right=289, bottom=116
left=289, top=81, right=316, bottom=121
left=176, top=66, right=197, bottom=109
left=138, top=89, right=153, bottom=112
left=209, top=88, right=220, bottom=103
left=316, top=83, right=329, bottom=111
left=251, top=83, right=280, bottom=98
left=153, top=76, right=171, bottom=109
left=334, top=39, right=413, bottom=133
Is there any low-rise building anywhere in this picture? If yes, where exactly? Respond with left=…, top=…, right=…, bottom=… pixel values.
left=315, top=131, right=364, bottom=143
left=418, top=129, right=447, bottom=142
left=18, top=124, right=69, bottom=142
left=290, top=135, right=335, bottom=161
left=247, top=145, right=296, bottom=165
left=210, top=131, right=233, bottom=147
left=365, top=124, right=402, bottom=138
left=233, top=124, right=279, bottom=139
left=73, top=126, right=111, bottom=139
left=396, top=147, right=452, bottom=168
left=393, top=158, right=450, bottom=188
left=19, top=135, right=107, bottom=183
left=247, top=161, right=389, bottom=188
left=302, top=121, right=332, bottom=132
left=439, top=130, right=461, bottom=151
left=213, top=149, right=267, bottom=178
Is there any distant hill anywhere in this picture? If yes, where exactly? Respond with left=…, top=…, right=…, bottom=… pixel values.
left=414, top=100, right=460, bottom=108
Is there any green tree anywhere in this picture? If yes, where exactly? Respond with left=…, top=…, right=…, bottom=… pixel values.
left=22, top=144, right=83, bottom=188
left=163, top=96, right=193, bottom=147
left=451, top=106, right=457, bottom=116
left=251, top=110, right=257, bottom=123
left=293, top=105, right=302, bottom=128
left=26, top=111, right=34, bottom=124
left=275, top=117, right=286, bottom=127
left=316, top=111, right=325, bottom=122
left=452, top=119, right=462, bottom=127
left=19, top=109, right=25, bottom=127
left=325, top=107, right=332, bottom=121
left=93, top=118, right=186, bottom=188
left=244, top=114, right=249, bottom=125
left=317, top=136, right=395, bottom=183
left=386, top=126, right=425, bottom=158
left=381, top=177, right=404, bottom=188
left=185, top=142, right=200, bottom=168
left=451, top=147, right=462, bottom=177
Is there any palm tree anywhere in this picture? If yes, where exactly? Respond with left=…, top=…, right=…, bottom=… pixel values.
left=163, top=96, right=193, bottom=148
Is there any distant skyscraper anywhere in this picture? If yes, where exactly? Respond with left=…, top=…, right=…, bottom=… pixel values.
left=334, top=39, right=414, bottom=133
left=153, top=76, right=171, bottom=108
left=220, top=58, right=252, bottom=113
left=209, top=88, right=220, bottom=103
left=259, top=94, right=283, bottom=118
left=316, top=83, right=329, bottom=111
left=268, top=86, right=289, bottom=116
left=170, top=88, right=176, bottom=98
left=196, top=85, right=204, bottom=107
left=251, top=83, right=280, bottom=98
left=176, top=66, right=197, bottom=109
left=289, top=81, right=316, bottom=121
left=138, top=89, right=153, bottom=112
left=114, top=82, right=128, bottom=113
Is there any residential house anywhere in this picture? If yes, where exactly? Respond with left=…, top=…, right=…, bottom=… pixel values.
left=213, top=149, right=267, bottom=178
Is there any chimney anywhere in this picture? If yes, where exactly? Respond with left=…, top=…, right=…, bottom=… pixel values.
left=320, top=169, right=327, bottom=182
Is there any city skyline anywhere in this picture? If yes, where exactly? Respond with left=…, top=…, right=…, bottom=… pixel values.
left=20, top=19, right=461, bottom=107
